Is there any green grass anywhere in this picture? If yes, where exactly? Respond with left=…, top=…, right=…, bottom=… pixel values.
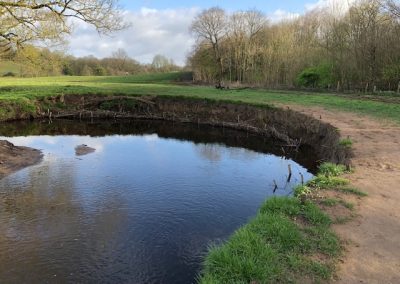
left=333, top=216, right=355, bottom=224
left=0, top=72, right=399, bottom=123
left=199, top=197, right=339, bottom=283
left=318, top=163, right=347, bottom=177
left=339, top=138, right=353, bottom=148
left=337, top=187, right=368, bottom=197
left=321, top=198, right=354, bottom=210
left=199, top=164, right=354, bottom=283
left=321, top=198, right=340, bottom=207
left=307, top=175, right=350, bottom=189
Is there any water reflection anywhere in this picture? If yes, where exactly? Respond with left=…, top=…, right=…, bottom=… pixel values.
left=0, top=119, right=314, bottom=283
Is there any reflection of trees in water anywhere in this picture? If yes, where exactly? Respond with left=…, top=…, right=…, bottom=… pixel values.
left=195, top=143, right=259, bottom=162
left=225, top=147, right=259, bottom=161
left=195, top=144, right=223, bottom=162
left=0, top=156, right=129, bottom=282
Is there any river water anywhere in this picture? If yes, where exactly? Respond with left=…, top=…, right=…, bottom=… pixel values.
left=0, top=119, right=314, bottom=283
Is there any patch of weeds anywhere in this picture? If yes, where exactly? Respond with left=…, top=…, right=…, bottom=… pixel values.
left=321, top=198, right=340, bottom=207
left=294, top=185, right=312, bottom=199
left=337, top=186, right=368, bottom=197
left=308, top=175, right=349, bottom=189
left=318, top=163, right=347, bottom=177
left=339, top=138, right=353, bottom=148
left=321, top=198, right=354, bottom=210
left=333, top=215, right=355, bottom=224
left=339, top=200, right=355, bottom=210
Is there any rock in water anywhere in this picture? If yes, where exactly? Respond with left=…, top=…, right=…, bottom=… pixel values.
left=75, top=145, right=96, bottom=156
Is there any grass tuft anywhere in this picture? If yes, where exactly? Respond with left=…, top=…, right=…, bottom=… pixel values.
left=199, top=197, right=340, bottom=283
left=318, top=163, right=347, bottom=177
left=307, top=175, right=349, bottom=189
left=336, top=186, right=368, bottom=197
left=339, top=138, right=353, bottom=148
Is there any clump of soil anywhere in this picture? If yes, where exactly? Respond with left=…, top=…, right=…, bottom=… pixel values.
left=0, top=140, right=43, bottom=179
left=75, top=144, right=96, bottom=156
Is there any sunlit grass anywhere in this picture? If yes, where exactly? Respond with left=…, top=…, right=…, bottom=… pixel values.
left=0, top=72, right=400, bottom=123
left=199, top=197, right=339, bottom=283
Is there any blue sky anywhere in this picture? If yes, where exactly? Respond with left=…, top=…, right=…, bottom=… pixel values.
left=119, top=0, right=309, bottom=13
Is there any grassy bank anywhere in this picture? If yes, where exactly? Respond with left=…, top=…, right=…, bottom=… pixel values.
left=199, top=163, right=366, bottom=283
left=200, top=197, right=339, bottom=283
left=0, top=72, right=400, bottom=123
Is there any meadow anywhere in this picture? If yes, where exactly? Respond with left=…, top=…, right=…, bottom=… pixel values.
left=0, top=72, right=399, bottom=123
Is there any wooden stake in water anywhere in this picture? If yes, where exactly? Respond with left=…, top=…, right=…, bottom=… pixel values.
left=273, top=180, right=278, bottom=193
left=287, top=164, right=292, bottom=182
left=300, top=172, right=304, bottom=185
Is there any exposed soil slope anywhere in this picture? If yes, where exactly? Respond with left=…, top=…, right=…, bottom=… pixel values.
left=286, top=105, right=400, bottom=283
left=0, top=140, right=43, bottom=179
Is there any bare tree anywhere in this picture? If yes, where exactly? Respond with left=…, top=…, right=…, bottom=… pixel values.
left=385, top=0, right=400, bottom=18
left=190, top=7, right=227, bottom=86
left=0, top=0, right=126, bottom=51
left=189, top=2, right=400, bottom=91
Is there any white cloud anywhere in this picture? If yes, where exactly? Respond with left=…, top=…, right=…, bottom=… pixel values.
left=305, top=0, right=357, bottom=14
left=66, top=7, right=199, bottom=66
left=269, top=9, right=300, bottom=23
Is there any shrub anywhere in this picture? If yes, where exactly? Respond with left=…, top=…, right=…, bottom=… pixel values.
left=296, top=63, right=334, bottom=88
left=3, top=71, right=16, bottom=77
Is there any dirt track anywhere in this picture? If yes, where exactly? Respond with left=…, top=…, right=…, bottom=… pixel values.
left=287, top=105, right=400, bottom=283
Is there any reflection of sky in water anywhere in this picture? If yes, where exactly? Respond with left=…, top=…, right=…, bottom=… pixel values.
left=0, top=134, right=313, bottom=283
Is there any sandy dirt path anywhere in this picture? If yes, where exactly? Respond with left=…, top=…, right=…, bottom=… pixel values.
left=286, top=105, right=400, bottom=283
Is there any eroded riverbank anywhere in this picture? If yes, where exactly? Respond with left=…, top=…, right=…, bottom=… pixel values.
left=0, top=140, right=42, bottom=179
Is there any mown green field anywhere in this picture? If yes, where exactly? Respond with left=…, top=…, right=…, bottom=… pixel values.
left=0, top=72, right=399, bottom=123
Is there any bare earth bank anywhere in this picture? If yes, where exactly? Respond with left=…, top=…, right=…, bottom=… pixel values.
left=0, top=140, right=43, bottom=179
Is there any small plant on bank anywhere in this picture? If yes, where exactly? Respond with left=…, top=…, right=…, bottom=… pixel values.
left=339, top=138, right=353, bottom=148
left=308, top=175, right=349, bottom=189
left=321, top=198, right=355, bottom=210
left=337, top=186, right=368, bottom=197
left=318, top=163, right=347, bottom=177
left=321, top=198, right=340, bottom=207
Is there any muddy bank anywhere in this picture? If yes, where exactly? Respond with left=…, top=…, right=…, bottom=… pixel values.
left=0, top=140, right=43, bottom=179
left=45, top=95, right=351, bottom=165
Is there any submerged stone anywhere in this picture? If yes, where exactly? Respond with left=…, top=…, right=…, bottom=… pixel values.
left=75, top=144, right=96, bottom=156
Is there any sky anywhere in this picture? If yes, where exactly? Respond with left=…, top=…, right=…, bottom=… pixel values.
left=65, top=0, right=346, bottom=66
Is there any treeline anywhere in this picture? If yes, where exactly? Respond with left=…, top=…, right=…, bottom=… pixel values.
left=189, top=0, right=400, bottom=92
left=0, top=45, right=181, bottom=77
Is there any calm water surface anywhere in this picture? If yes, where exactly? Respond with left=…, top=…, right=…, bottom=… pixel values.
left=0, top=120, right=314, bottom=284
